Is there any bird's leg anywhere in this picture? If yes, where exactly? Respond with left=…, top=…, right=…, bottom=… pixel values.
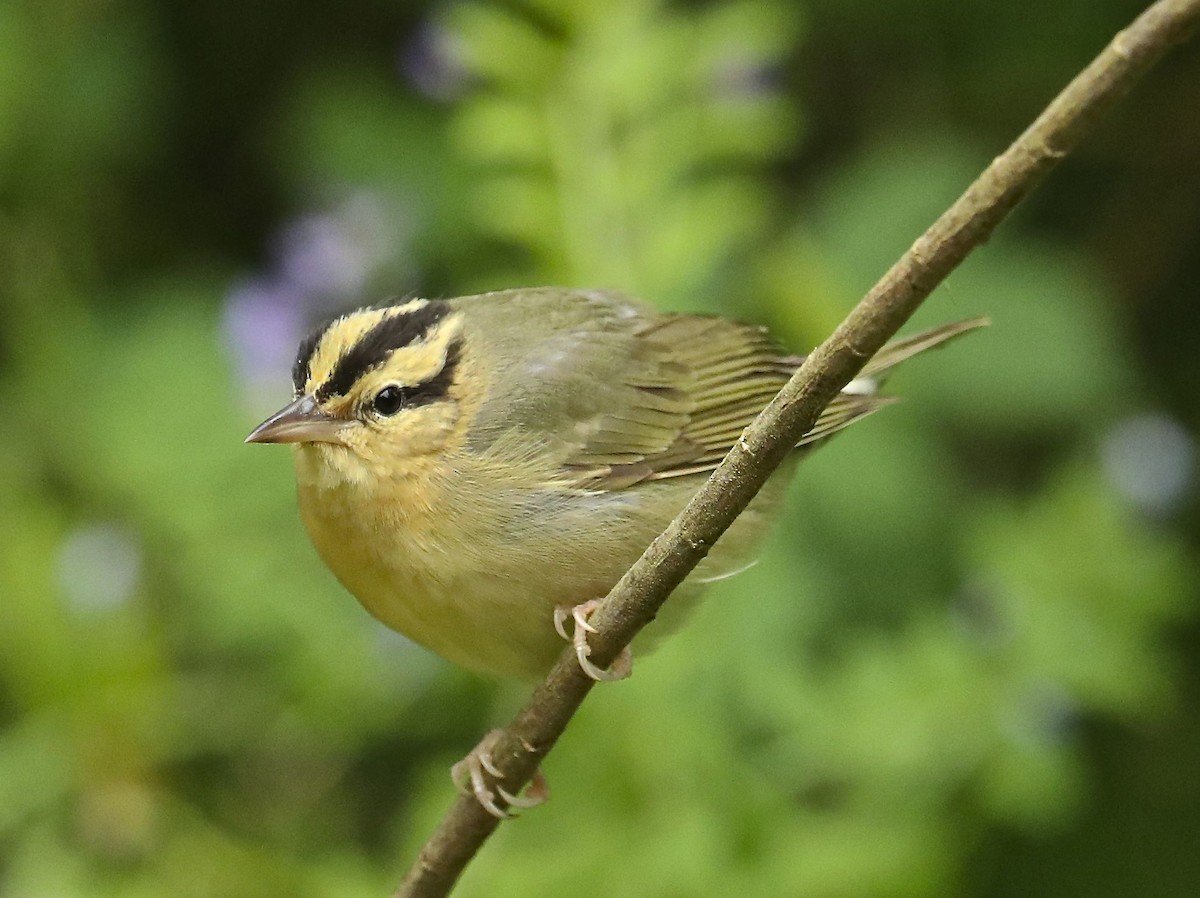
left=450, top=729, right=549, bottom=819
left=553, top=599, right=633, bottom=682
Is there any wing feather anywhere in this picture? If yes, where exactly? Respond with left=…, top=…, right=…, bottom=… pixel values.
left=457, top=288, right=984, bottom=490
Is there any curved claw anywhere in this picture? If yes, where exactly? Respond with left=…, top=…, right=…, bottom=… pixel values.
left=450, top=730, right=549, bottom=819
left=554, top=599, right=633, bottom=682
left=497, top=768, right=549, bottom=809
left=553, top=606, right=571, bottom=641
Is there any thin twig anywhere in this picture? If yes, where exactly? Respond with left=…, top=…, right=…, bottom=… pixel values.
left=393, top=1, right=1200, bottom=895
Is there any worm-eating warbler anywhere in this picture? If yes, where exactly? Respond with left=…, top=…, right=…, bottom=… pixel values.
left=248, top=287, right=981, bottom=683
left=247, top=287, right=982, bottom=813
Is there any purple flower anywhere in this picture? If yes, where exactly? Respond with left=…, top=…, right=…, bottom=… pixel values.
left=222, top=278, right=306, bottom=401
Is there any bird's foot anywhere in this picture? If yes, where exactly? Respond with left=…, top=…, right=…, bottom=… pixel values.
left=450, top=729, right=549, bottom=819
left=553, top=599, right=633, bottom=682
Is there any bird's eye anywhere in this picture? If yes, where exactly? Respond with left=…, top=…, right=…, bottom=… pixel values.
left=372, top=385, right=405, bottom=417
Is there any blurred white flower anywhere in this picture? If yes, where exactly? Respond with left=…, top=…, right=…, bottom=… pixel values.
left=1101, top=412, right=1194, bottom=515
left=398, top=21, right=469, bottom=101
left=1001, top=683, right=1079, bottom=749
left=57, top=523, right=142, bottom=614
left=710, top=52, right=779, bottom=100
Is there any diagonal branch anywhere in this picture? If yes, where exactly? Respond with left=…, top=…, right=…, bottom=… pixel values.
left=394, top=1, right=1200, bottom=895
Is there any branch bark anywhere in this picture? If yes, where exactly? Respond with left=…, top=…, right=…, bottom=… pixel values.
left=394, top=1, right=1200, bottom=895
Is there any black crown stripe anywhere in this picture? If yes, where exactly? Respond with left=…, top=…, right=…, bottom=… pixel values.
left=291, top=317, right=335, bottom=395
left=315, top=300, right=453, bottom=400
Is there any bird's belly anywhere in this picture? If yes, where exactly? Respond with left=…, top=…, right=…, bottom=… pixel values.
left=354, top=564, right=571, bottom=680
left=299, top=492, right=588, bottom=679
left=296, top=464, right=783, bottom=681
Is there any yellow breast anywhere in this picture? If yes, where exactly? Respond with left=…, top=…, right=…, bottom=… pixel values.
left=289, top=431, right=787, bottom=680
left=291, top=443, right=580, bottom=678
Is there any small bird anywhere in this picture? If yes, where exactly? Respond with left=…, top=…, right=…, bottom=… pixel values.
left=247, top=286, right=982, bottom=813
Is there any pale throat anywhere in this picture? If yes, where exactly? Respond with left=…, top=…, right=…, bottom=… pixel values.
left=292, top=440, right=453, bottom=527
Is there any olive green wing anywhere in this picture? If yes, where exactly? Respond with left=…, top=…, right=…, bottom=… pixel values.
left=622, top=315, right=988, bottom=484
left=569, top=313, right=988, bottom=488
left=458, top=288, right=700, bottom=474
left=459, top=288, right=984, bottom=489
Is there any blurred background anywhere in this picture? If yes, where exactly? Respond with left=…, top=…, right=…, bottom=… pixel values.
left=2, top=0, right=1199, bottom=895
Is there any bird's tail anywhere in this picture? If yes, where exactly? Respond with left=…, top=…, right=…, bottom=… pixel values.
left=861, top=316, right=990, bottom=379
left=799, top=316, right=988, bottom=447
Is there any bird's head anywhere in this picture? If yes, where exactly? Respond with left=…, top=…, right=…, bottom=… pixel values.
left=246, top=299, right=467, bottom=480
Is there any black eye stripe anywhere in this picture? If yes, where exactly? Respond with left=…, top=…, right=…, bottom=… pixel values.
left=367, top=339, right=463, bottom=415
left=314, top=301, right=452, bottom=401
left=399, top=339, right=461, bottom=407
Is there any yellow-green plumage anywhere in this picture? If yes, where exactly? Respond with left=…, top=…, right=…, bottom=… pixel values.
left=250, top=287, right=983, bottom=680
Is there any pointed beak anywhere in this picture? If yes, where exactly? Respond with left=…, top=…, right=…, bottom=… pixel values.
left=245, top=395, right=347, bottom=445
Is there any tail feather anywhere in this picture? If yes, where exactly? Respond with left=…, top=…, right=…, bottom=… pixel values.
left=802, top=316, right=988, bottom=446
left=861, top=316, right=990, bottom=379
left=596, top=317, right=986, bottom=487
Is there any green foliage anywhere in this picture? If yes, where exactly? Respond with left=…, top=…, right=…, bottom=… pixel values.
left=1, top=0, right=1198, bottom=896
left=447, top=0, right=802, bottom=305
